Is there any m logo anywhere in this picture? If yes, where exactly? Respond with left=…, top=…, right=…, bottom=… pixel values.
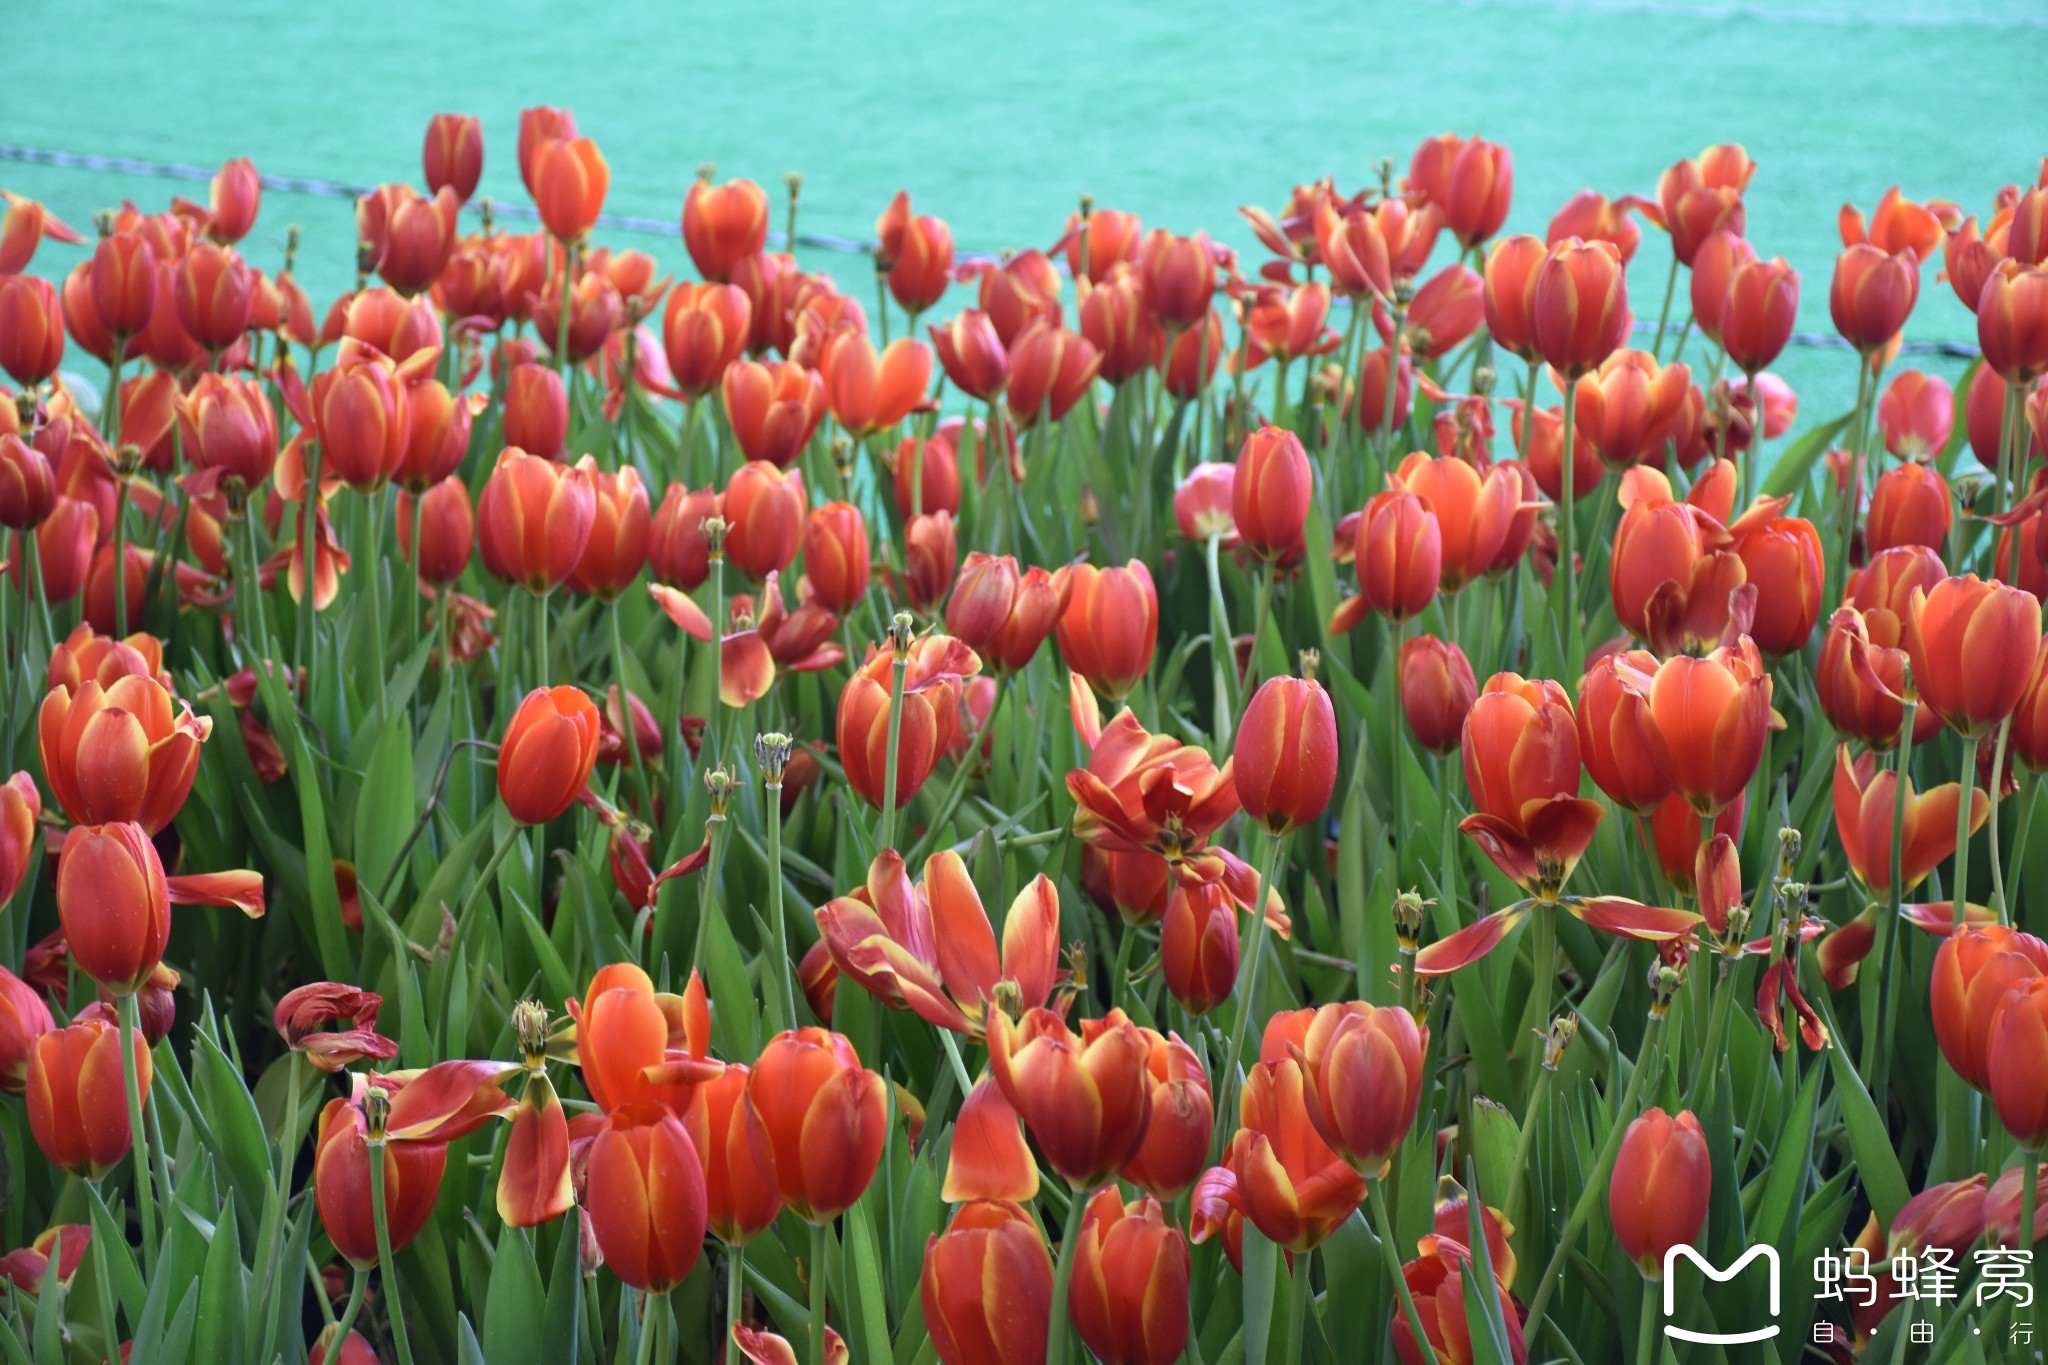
left=1662, top=1244, right=1781, bottom=1345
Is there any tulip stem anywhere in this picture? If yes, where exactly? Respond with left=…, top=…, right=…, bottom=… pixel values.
left=455, top=820, right=521, bottom=933
left=1834, top=362, right=1872, bottom=607
left=726, top=1244, right=746, bottom=1351
left=1378, top=309, right=1406, bottom=470
left=1954, top=735, right=1982, bottom=931
left=937, top=1026, right=977, bottom=1097
left=330, top=1265, right=371, bottom=1355
left=2021, top=1153, right=2040, bottom=1308
left=109, top=475, right=132, bottom=636
left=1863, top=698, right=1919, bottom=1110
left=1204, top=533, right=1239, bottom=749
left=1244, top=564, right=1275, bottom=697
left=1559, top=380, right=1582, bottom=681
left=2011, top=774, right=2039, bottom=923
left=1282, top=1245, right=1314, bottom=1364
left=116, top=992, right=158, bottom=1273
left=1523, top=1009, right=1667, bottom=1336
left=1044, top=1182, right=1098, bottom=1365
left=764, top=773, right=798, bottom=1032
left=708, top=552, right=726, bottom=763
left=1989, top=714, right=2015, bottom=920
left=530, top=587, right=550, bottom=691
left=1649, top=256, right=1679, bottom=361
left=808, top=1221, right=828, bottom=1365
left=878, top=649, right=910, bottom=852
left=368, top=1135, right=418, bottom=1365
left=1218, top=831, right=1284, bottom=1136
left=554, top=241, right=574, bottom=379
left=1634, top=1277, right=1659, bottom=1365
left=406, top=487, right=424, bottom=664
left=296, top=442, right=320, bottom=680
left=609, top=604, right=654, bottom=816
left=1504, top=1058, right=1555, bottom=1229
left=1367, top=1177, right=1437, bottom=1365
left=1524, top=905, right=1556, bottom=1096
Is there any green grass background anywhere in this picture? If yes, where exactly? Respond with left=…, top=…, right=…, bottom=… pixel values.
left=8, top=0, right=2046, bottom=452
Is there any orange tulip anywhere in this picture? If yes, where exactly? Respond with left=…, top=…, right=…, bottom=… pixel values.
left=36, top=674, right=207, bottom=835
left=584, top=1103, right=708, bottom=1291
left=682, top=177, right=768, bottom=282
left=722, top=359, right=827, bottom=470
left=1609, top=1108, right=1711, bottom=1275
left=814, top=850, right=1060, bottom=1038
left=682, top=1063, right=783, bottom=1245
left=357, top=183, right=461, bottom=295
left=836, top=635, right=980, bottom=811
left=172, top=243, right=254, bottom=351
left=884, top=209, right=954, bottom=315
left=0, top=276, right=63, bottom=385
left=1006, top=321, right=1100, bottom=428
left=929, top=310, right=1009, bottom=401
left=1389, top=453, right=1517, bottom=594
left=1233, top=675, right=1338, bottom=836
left=203, top=156, right=261, bottom=243
left=313, top=342, right=412, bottom=491
left=894, top=420, right=967, bottom=518
left=1548, top=188, right=1654, bottom=264
left=393, top=377, right=470, bottom=493
left=1053, top=560, right=1158, bottom=700
left=1161, top=308, right=1227, bottom=401
left=920, top=1201, right=1053, bottom=1365
left=1830, top=244, right=1919, bottom=354
left=1399, top=263, right=1485, bottom=359
left=1816, top=547, right=1948, bottom=749
left=1245, top=282, right=1337, bottom=367
left=1833, top=743, right=1987, bottom=896
left=720, top=459, right=804, bottom=582
left=503, top=360, right=568, bottom=457
left=743, top=1028, right=887, bottom=1223
left=529, top=137, right=608, bottom=242
left=1905, top=574, right=2044, bottom=738
left=1977, top=260, right=2048, bottom=384
left=1877, top=370, right=1955, bottom=458
left=1137, top=230, right=1217, bottom=332
left=1633, top=640, right=1772, bottom=817
left=1458, top=674, right=1603, bottom=899
left=1119, top=1030, right=1212, bottom=1202
left=2013, top=640, right=2048, bottom=773
left=421, top=112, right=483, bottom=203
left=661, top=282, right=750, bottom=398
left=1190, top=1057, right=1365, bottom=1252
left=0, top=964, right=52, bottom=1096
left=1577, top=649, right=1674, bottom=815
left=1654, top=144, right=1752, bottom=266
left=976, top=249, right=1062, bottom=345
left=1316, top=203, right=1394, bottom=303
left=1392, top=1238, right=1530, bottom=1365
left=1731, top=513, right=1824, bottom=655
left=1930, top=926, right=2048, bottom=1092
left=1061, top=206, right=1143, bottom=284
left=396, top=477, right=474, bottom=586
left=496, top=686, right=602, bottom=825
left=313, top=1093, right=446, bottom=1267
left=903, top=510, right=957, bottom=614
left=1482, top=234, right=1546, bottom=362
left=822, top=332, right=931, bottom=438
left=1532, top=238, right=1629, bottom=379
left=1232, top=426, right=1311, bottom=561
left=571, top=963, right=713, bottom=1118
left=1405, top=133, right=1513, bottom=249
left=1571, top=350, right=1690, bottom=471
left=1161, top=880, right=1237, bottom=1018
left=1399, top=635, right=1477, bottom=756
left=1067, top=1189, right=1191, bottom=1365
left=1988, top=977, right=2048, bottom=1148
left=1606, top=474, right=1750, bottom=657
left=1866, top=464, right=1952, bottom=555
left=26, top=1017, right=150, bottom=1179
left=800, top=501, right=870, bottom=613
left=477, top=448, right=597, bottom=594
left=988, top=1007, right=1151, bottom=1189
left=1295, top=1001, right=1428, bottom=1175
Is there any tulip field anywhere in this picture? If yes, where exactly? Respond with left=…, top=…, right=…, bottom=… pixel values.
left=5, top=108, right=2048, bottom=1365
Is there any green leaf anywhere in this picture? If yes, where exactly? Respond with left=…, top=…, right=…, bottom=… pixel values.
left=539, top=1213, right=585, bottom=1365
left=190, top=1026, right=273, bottom=1241
left=353, top=708, right=418, bottom=900
left=844, top=1196, right=895, bottom=1365
left=1824, top=1027, right=1910, bottom=1225
left=1240, top=1225, right=1278, bottom=1365
left=1762, top=411, right=1852, bottom=500
left=482, top=1222, right=546, bottom=1365
left=193, top=1190, right=247, bottom=1365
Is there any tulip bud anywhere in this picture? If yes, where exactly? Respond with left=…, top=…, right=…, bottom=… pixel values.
left=1532, top=238, right=1630, bottom=379
left=744, top=1028, right=887, bottom=1223
left=1294, top=1001, right=1429, bottom=1176
left=1052, top=560, right=1158, bottom=700
left=585, top=1103, right=709, bottom=1291
left=1905, top=574, right=2044, bottom=739
left=396, top=477, right=474, bottom=586
left=0, top=434, right=55, bottom=531
left=496, top=686, right=602, bottom=825
left=1353, top=489, right=1442, bottom=625
left=1610, top=1107, right=1711, bottom=1276
left=173, top=243, right=254, bottom=351
left=313, top=1095, right=446, bottom=1267
left=503, top=362, right=568, bottom=458
left=1068, top=1189, right=1191, bottom=1365
left=1576, top=649, right=1672, bottom=814
left=1231, top=426, right=1311, bottom=561
left=1931, top=926, right=2048, bottom=1092
left=723, top=461, right=806, bottom=582
left=1233, top=675, right=1338, bottom=836
left=0, top=965, right=54, bottom=1096
left=1160, top=881, right=1237, bottom=1017
left=0, top=276, right=64, bottom=386
left=683, top=178, right=770, bottom=283
left=531, top=137, right=609, bottom=243
left=921, top=1201, right=1053, bottom=1365
left=566, top=462, right=651, bottom=601
left=1830, top=244, right=1919, bottom=355
left=1721, top=257, right=1800, bottom=375
left=26, top=1016, right=150, bottom=1179
left=1978, top=261, right=2048, bottom=384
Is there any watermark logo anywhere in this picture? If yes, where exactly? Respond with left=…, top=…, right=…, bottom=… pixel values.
left=1663, top=1244, right=1781, bottom=1345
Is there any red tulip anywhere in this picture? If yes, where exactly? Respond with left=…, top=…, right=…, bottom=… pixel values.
left=1830, top=244, right=1920, bottom=354
left=1532, top=238, right=1630, bottom=378
left=1548, top=189, right=1654, bottom=264
left=0, top=275, right=64, bottom=385
left=1866, top=464, right=1952, bottom=556
left=1988, top=977, right=2048, bottom=1149
left=1405, top=133, right=1513, bottom=249
left=1977, top=260, right=2048, bottom=384
left=173, top=244, right=253, bottom=351
left=1389, top=452, right=1518, bottom=593
left=1067, top=1189, right=1191, bottom=1365
left=1191, top=1057, right=1365, bottom=1252
left=1295, top=1001, right=1429, bottom=1175
left=1482, top=234, right=1546, bottom=362
left=584, top=1103, right=708, bottom=1291
left=929, top=310, right=1009, bottom=402
left=1005, top=322, right=1100, bottom=428
left=1655, top=145, right=1753, bottom=267
left=1731, top=513, right=1825, bottom=655
left=1233, top=675, right=1338, bottom=836
left=0, top=434, right=55, bottom=530
left=1577, top=648, right=1674, bottom=815
left=1905, top=574, right=2044, bottom=739
left=1137, top=230, right=1217, bottom=332
left=1392, top=1238, right=1530, bottom=1365
left=88, top=231, right=158, bottom=338
left=1232, top=426, right=1311, bottom=560
left=988, top=1008, right=1151, bottom=1189
left=1162, top=881, right=1238, bottom=1017
left=478, top=448, right=597, bottom=594
left=722, top=359, right=827, bottom=469
left=0, top=963, right=53, bottom=1097
left=1457, top=674, right=1604, bottom=900
left=1335, top=489, right=1439, bottom=629
left=683, top=178, right=769, bottom=282
left=1053, top=560, right=1158, bottom=700
left=683, top=1063, right=783, bottom=1245
left=1610, top=1107, right=1711, bottom=1275
left=822, top=332, right=931, bottom=438
left=530, top=137, right=608, bottom=241
left=1931, top=926, right=2048, bottom=1092
left=421, top=113, right=483, bottom=203
left=977, top=250, right=1063, bottom=345
left=1877, top=370, right=1955, bottom=458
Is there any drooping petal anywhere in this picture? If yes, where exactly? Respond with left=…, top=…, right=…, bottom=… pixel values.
left=1568, top=896, right=1703, bottom=942
left=1415, top=904, right=1534, bottom=977
left=941, top=1080, right=1040, bottom=1204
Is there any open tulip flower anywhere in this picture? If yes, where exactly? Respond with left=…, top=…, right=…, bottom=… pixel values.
left=3, top=100, right=2045, bottom=1365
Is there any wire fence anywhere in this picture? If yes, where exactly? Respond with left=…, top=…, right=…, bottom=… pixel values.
left=2, top=140, right=1982, bottom=359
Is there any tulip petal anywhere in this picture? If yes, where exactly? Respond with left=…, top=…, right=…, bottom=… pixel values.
left=941, top=1080, right=1040, bottom=1204
left=165, top=870, right=266, bottom=918
left=926, top=851, right=1001, bottom=1011
left=1415, top=904, right=1533, bottom=977
left=648, top=583, right=713, bottom=641
left=1568, top=896, right=1703, bottom=942
left=498, top=1073, right=574, bottom=1227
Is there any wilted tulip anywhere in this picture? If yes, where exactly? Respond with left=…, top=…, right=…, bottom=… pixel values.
left=1392, top=1238, right=1530, bottom=1365
left=314, top=1093, right=447, bottom=1267
left=1192, top=1057, right=1365, bottom=1252
left=1833, top=743, right=1986, bottom=899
